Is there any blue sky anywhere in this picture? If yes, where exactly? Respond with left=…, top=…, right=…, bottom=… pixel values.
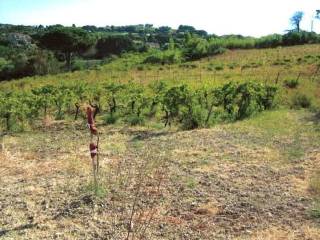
left=0, top=0, right=319, bottom=36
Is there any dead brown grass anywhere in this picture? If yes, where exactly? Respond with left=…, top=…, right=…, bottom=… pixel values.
left=237, top=225, right=320, bottom=240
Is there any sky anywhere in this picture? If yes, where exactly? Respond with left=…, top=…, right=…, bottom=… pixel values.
left=0, top=0, right=319, bottom=37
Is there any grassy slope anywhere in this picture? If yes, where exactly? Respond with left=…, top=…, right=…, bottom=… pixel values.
left=1, top=44, right=320, bottom=107
left=1, top=45, right=320, bottom=239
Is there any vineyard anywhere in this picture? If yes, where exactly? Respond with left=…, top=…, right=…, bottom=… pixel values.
left=0, top=80, right=278, bottom=132
left=1, top=44, right=320, bottom=132
left=1, top=44, right=320, bottom=239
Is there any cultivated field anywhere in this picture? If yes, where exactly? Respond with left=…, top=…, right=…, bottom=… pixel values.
left=1, top=44, right=320, bottom=239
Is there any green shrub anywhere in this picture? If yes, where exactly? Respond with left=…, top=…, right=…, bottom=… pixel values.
left=144, top=52, right=162, bottom=64
left=124, top=82, right=149, bottom=117
left=0, top=91, right=39, bottom=132
left=148, top=81, right=168, bottom=117
left=208, top=37, right=255, bottom=50
left=144, top=49, right=182, bottom=64
left=137, top=65, right=144, bottom=71
left=179, top=63, right=197, bottom=69
left=272, top=60, right=286, bottom=66
left=207, top=44, right=226, bottom=56
left=255, top=34, right=283, bottom=48
left=207, top=66, right=214, bottom=71
left=284, top=79, right=299, bottom=88
left=215, top=65, right=224, bottom=71
left=183, top=37, right=225, bottom=60
left=292, top=93, right=312, bottom=109
left=181, top=105, right=206, bottom=130
left=282, top=31, right=320, bottom=46
left=125, top=114, right=145, bottom=126
left=228, top=63, right=238, bottom=69
left=260, top=85, right=278, bottom=110
left=216, top=81, right=278, bottom=120
left=162, top=84, right=192, bottom=126
left=71, top=60, right=86, bottom=71
left=103, top=82, right=126, bottom=117
left=162, top=50, right=183, bottom=64
left=103, top=113, right=119, bottom=125
left=183, top=37, right=209, bottom=60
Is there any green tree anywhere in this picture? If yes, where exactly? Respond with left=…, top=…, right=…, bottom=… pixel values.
left=178, top=25, right=196, bottom=33
left=95, top=35, right=135, bottom=58
left=183, top=36, right=209, bottom=60
left=290, top=11, right=304, bottom=32
left=37, top=27, right=95, bottom=70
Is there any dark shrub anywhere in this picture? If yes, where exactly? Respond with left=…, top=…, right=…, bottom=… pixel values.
left=282, top=31, right=320, bottom=46
left=215, top=65, right=224, bottom=71
left=125, top=114, right=145, bottom=126
left=103, top=113, right=119, bottom=125
left=255, top=34, right=282, bottom=48
left=292, top=93, right=312, bottom=109
left=181, top=106, right=206, bottom=130
left=284, top=79, right=299, bottom=88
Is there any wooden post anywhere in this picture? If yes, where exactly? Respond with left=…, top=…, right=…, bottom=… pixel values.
left=0, top=134, right=5, bottom=153
left=296, top=72, right=301, bottom=82
left=275, top=72, right=280, bottom=85
left=311, top=65, right=320, bottom=82
left=144, top=71, right=147, bottom=84
left=87, top=106, right=100, bottom=193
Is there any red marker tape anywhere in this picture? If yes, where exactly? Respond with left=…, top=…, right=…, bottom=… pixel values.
left=89, top=143, right=98, bottom=158
left=86, top=106, right=98, bottom=135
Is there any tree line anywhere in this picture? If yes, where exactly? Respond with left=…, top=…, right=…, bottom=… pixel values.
left=0, top=10, right=320, bottom=81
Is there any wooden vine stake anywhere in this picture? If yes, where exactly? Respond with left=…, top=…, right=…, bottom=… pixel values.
left=86, top=106, right=100, bottom=192
left=0, top=133, right=5, bottom=153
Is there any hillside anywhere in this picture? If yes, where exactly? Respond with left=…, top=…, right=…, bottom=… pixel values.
left=1, top=44, right=320, bottom=239
left=1, top=23, right=320, bottom=82
left=1, top=44, right=320, bottom=107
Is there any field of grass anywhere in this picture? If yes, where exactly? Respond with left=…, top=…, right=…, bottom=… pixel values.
left=1, top=44, right=320, bottom=239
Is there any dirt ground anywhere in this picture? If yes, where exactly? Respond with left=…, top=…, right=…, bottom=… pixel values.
left=1, top=110, right=320, bottom=239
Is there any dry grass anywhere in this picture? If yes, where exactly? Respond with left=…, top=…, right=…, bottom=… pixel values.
left=1, top=106, right=320, bottom=238
left=236, top=225, right=320, bottom=240
left=310, top=172, right=320, bottom=194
